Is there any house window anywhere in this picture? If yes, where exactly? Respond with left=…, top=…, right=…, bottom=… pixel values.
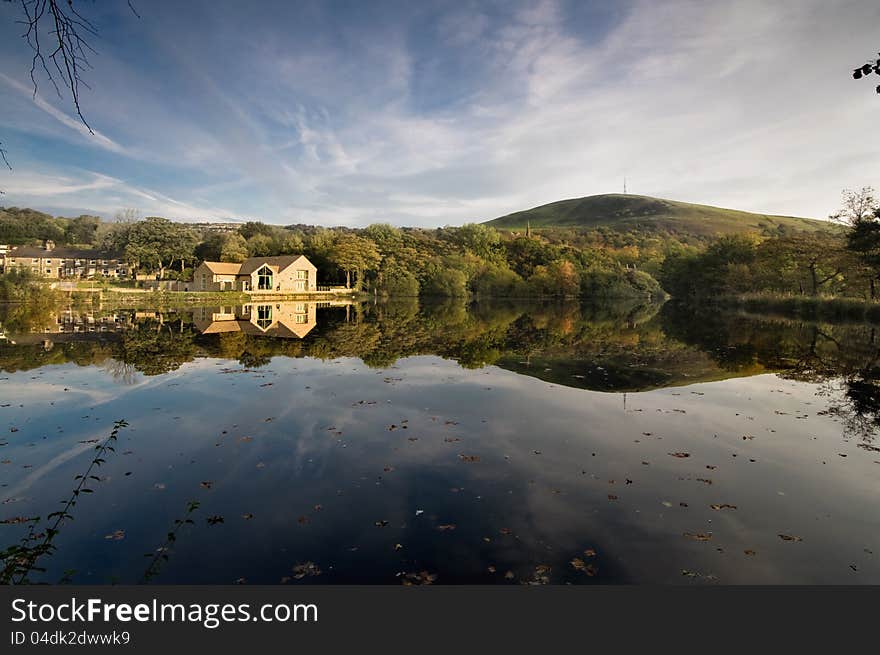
left=257, top=265, right=273, bottom=290
left=46, top=268, right=52, bottom=274
left=46, top=259, right=52, bottom=264
left=201, top=274, right=207, bottom=290
left=256, top=304, right=272, bottom=329
left=295, top=314, right=307, bottom=324
left=296, top=270, right=308, bottom=280
left=295, top=303, right=306, bottom=313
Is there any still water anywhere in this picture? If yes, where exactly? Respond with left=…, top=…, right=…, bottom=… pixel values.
left=0, top=298, right=878, bottom=584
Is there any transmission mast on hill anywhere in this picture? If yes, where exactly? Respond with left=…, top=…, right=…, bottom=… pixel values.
left=623, top=177, right=627, bottom=194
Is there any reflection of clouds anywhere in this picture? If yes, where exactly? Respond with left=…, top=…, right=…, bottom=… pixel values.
left=5, top=436, right=107, bottom=498
left=4, top=352, right=879, bottom=583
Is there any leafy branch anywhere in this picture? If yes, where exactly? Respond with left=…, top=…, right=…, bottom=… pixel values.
left=852, top=53, right=880, bottom=94
left=141, top=500, right=200, bottom=583
left=0, top=419, right=129, bottom=585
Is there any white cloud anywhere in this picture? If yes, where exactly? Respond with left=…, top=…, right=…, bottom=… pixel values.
left=1, top=0, right=878, bottom=224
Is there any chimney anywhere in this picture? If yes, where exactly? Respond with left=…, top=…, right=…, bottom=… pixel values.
left=44, top=239, right=55, bottom=252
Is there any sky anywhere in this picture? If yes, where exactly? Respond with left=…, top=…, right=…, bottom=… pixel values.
left=0, top=0, right=878, bottom=226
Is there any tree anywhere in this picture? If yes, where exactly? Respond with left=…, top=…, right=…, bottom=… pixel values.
left=831, top=187, right=879, bottom=226
left=452, top=223, right=501, bottom=260
left=833, top=187, right=880, bottom=298
left=755, top=233, right=851, bottom=296
left=246, top=233, right=274, bottom=257
left=123, top=216, right=197, bottom=277
left=64, top=214, right=100, bottom=244
left=529, top=260, right=580, bottom=297
left=219, top=233, right=249, bottom=263
left=328, top=233, right=380, bottom=289
left=421, top=265, right=468, bottom=297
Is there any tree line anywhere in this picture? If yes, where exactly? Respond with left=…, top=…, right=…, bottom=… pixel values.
left=660, top=188, right=880, bottom=302
left=3, top=187, right=880, bottom=301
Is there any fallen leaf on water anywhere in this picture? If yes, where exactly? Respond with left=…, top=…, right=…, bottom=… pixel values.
left=241, top=513, right=254, bottom=520
left=669, top=452, right=690, bottom=458
left=779, top=534, right=802, bottom=542
left=709, top=504, right=737, bottom=511
left=104, top=530, right=125, bottom=541
left=401, top=571, right=437, bottom=586
left=292, top=561, right=321, bottom=579
left=375, top=520, right=389, bottom=527
left=744, top=549, right=756, bottom=556
left=436, top=524, right=456, bottom=531
left=459, top=455, right=480, bottom=463
left=200, top=481, right=213, bottom=489
left=207, top=515, right=224, bottom=525
left=683, top=532, right=713, bottom=541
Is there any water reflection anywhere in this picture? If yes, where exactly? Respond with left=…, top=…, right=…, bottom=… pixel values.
left=0, top=298, right=878, bottom=584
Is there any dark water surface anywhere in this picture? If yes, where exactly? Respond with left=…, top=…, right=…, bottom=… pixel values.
left=0, top=299, right=878, bottom=584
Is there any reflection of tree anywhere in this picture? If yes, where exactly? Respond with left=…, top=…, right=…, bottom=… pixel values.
left=119, top=319, right=196, bottom=375
left=100, top=359, right=139, bottom=385
left=830, top=377, right=880, bottom=443
left=663, top=302, right=880, bottom=443
left=7, top=299, right=880, bottom=444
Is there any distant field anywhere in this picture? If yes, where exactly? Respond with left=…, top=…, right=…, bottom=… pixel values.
left=484, top=194, right=837, bottom=237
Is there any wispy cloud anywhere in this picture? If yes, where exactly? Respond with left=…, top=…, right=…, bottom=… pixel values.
left=0, top=0, right=878, bottom=224
left=0, top=72, right=128, bottom=155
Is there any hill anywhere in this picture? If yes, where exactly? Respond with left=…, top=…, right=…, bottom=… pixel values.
left=484, top=194, right=835, bottom=237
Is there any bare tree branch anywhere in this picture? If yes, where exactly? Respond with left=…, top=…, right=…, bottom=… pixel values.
left=18, top=0, right=100, bottom=134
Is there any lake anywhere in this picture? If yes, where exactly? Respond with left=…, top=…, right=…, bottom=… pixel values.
left=0, top=298, right=878, bottom=584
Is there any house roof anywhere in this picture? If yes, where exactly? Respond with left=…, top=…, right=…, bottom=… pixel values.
left=238, top=255, right=311, bottom=275
left=7, top=246, right=122, bottom=259
left=200, top=261, right=243, bottom=275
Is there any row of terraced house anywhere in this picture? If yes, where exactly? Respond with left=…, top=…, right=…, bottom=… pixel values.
left=0, top=241, right=130, bottom=279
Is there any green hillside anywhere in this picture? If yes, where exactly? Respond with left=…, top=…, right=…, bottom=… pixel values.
left=484, top=194, right=836, bottom=237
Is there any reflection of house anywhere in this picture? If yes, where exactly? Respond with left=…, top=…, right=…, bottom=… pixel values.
left=193, top=255, right=317, bottom=293
left=1, top=241, right=128, bottom=278
left=193, top=302, right=318, bottom=338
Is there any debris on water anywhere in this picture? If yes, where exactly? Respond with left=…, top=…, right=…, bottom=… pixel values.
left=292, top=562, right=321, bottom=579
left=104, top=529, right=125, bottom=540
left=779, top=534, right=802, bottom=542
left=669, top=452, right=690, bottom=458
left=401, top=571, right=437, bottom=586
left=710, top=504, right=737, bottom=511
left=207, top=515, right=224, bottom=525
left=683, top=532, right=712, bottom=541
left=527, top=565, right=551, bottom=585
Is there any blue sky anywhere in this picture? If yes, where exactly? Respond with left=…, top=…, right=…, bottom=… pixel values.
left=1, top=0, right=878, bottom=225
